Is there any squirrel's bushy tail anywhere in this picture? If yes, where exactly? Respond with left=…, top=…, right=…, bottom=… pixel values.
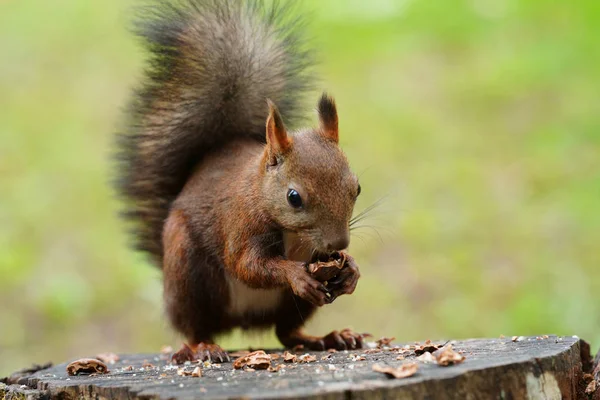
left=115, top=0, right=314, bottom=263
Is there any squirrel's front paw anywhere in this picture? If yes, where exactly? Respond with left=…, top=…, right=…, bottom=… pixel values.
left=325, top=252, right=360, bottom=302
left=287, top=269, right=330, bottom=307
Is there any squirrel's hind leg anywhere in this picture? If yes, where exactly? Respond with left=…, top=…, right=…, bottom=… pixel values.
left=163, top=209, right=232, bottom=364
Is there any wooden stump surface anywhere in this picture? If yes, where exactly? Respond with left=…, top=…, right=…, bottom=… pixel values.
left=1, top=335, right=596, bottom=399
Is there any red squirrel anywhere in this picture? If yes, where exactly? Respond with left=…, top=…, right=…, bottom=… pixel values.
left=116, top=0, right=363, bottom=363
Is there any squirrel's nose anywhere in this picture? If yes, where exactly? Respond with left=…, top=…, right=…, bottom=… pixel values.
left=326, top=235, right=349, bottom=252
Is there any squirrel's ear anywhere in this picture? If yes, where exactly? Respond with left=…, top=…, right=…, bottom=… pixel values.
left=317, top=93, right=338, bottom=143
left=265, top=99, right=291, bottom=165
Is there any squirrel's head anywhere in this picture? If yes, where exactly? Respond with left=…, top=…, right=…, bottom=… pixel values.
left=260, top=94, right=360, bottom=255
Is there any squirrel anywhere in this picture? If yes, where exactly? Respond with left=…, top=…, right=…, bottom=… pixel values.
left=116, top=0, right=363, bottom=363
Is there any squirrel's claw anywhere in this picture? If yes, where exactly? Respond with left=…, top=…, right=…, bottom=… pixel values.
left=196, top=343, right=230, bottom=363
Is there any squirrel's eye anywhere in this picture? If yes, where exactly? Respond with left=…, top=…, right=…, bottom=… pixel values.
left=357, top=184, right=362, bottom=197
left=287, top=189, right=303, bottom=208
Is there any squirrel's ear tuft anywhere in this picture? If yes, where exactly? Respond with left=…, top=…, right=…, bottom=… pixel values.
left=317, top=93, right=338, bottom=143
left=265, top=99, right=291, bottom=165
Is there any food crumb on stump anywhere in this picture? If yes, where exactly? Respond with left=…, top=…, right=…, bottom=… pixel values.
left=142, top=361, right=156, bottom=369
left=268, top=364, right=285, bottom=373
left=372, top=363, right=418, bottom=379
left=433, top=344, right=465, bottom=366
left=233, top=350, right=271, bottom=370
left=298, top=354, right=317, bottom=363
left=416, top=352, right=436, bottom=363
left=349, top=354, right=366, bottom=361
left=66, top=359, right=109, bottom=376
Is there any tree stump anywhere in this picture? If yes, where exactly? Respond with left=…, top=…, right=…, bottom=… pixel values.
left=1, top=336, right=596, bottom=399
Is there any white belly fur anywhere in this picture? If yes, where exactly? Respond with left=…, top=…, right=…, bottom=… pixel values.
left=226, top=274, right=284, bottom=316
left=225, top=231, right=311, bottom=316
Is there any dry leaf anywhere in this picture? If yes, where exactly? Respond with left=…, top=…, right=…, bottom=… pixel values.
left=233, top=350, right=271, bottom=370
left=298, top=354, right=317, bottom=363
left=511, top=336, right=519, bottom=342
left=364, top=349, right=382, bottom=354
left=396, top=355, right=405, bottom=360
left=269, top=353, right=281, bottom=360
left=376, top=337, right=396, bottom=348
left=327, top=348, right=337, bottom=353
left=283, top=351, right=297, bottom=363
left=499, top=334, right=505, bottom=339
left=372, top=363, right=418, bottom=379
left=245, top=368, right=255, bottom=372
left=321, top=354, right=332, bottom=361
left=66, top=359, right=109, bottom=376
left=433, top=345, right=465, bottom=366
left=95, top=353, right=119, bottom=365
left=123, top=365, right=133, bottom=371
left=191, top=367, right=202, bottom=377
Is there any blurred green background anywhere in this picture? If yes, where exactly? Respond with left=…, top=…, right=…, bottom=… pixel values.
left=1, top=0, right=599, bottom=376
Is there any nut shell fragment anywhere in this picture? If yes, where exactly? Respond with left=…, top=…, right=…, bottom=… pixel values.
left=66, top=358, right=109, bottom=376
left=372, top=363, right=418, bottom=379
left=233, top=350, right=271, bottom=370
left=283, top=351, right=297, bottom=363
left=307, top=252, right=346, bottom=282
